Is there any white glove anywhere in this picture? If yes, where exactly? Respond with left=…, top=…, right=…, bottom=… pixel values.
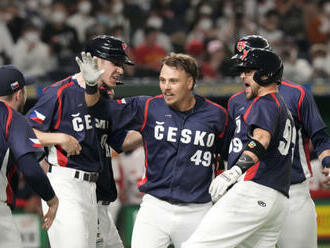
left=209, top=165, right=242, bottom=202
left=75, top=52, right=104, bottom=87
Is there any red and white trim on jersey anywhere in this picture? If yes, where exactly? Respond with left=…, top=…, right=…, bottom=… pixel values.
left=138, top=140, right=148, bottom=187
left=281, top=81, right=305, bottom=122
left=297, top=129, right=312, bottom=179
left=205, top=98, right=229, bottom=139
left=54, top=81, right=75, bottom=130
left=47, top=145, right=68, bottom=167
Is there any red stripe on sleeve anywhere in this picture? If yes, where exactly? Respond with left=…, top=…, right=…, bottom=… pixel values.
left=270, top=93, right=281, bottom=111
left=4, top=103, right=13, bottom=140
left=204, top=98, right=229, bottom=138
left=54, top=81, right=74, bottom=130
left=140, top=95, right=162, bottom=132
left=243, top=96, right=260, bottom=123
left=227, top=90, right=245, bottom=111
left=281, top=81, right=305, bottom=121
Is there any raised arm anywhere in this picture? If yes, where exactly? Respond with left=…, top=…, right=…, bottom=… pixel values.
left=76, top=52, right=103, bottom=107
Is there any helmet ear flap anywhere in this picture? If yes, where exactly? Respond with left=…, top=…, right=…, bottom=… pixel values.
left=253, top=63, right=283, bottom=86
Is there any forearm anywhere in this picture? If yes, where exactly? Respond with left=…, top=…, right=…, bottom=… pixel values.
left=18, top=153, right=55, bottom=201
left=33, top=129, right=64, bottom=146
left=121, top=130, right=142, bottom=152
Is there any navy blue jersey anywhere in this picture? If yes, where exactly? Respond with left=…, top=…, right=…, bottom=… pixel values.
left=89, top=95, right=229, bottom=203
left=279, top=81, right=330, bottom=183
left=227, top=92, right=294, bottom=197
left=0, top=102, right=44, bottom=202
left=26, top=76, right=126, bottom=202
left=229, top=82, right=330, bottom=185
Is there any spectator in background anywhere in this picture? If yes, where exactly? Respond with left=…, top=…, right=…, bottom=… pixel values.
left=133, top=26, right=166, bottom=77
left=41, top=1, right=80, bottom=75
left=67, top=0, right=96, bottom=43
left=0, top=5, right=14, bottom=64
left=259, top=9, right=283, bottom=50
left=13, top=23, right=56, bottom=79
left=133, top=14, right=173, bottom=52
left=200, top=39, right=228, bottom=82
left=5, top=3, right=26, bottom=43
left=310, top=43, right=330, bottom=80
left=281, top=40, right=313, bottom=83
left=307, top=0, right=330, bottom=45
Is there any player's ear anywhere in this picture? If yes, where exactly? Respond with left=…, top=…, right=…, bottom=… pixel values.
left=187, top=76, right=194, bottom=91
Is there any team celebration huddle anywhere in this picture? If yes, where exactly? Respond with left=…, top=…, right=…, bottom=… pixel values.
left=1, top=32, right=330, bottom=248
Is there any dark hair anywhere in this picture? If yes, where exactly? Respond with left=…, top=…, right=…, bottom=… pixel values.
left=161, top=53, right=199, bottom=84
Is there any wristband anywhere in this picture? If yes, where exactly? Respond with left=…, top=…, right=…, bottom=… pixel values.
left=245, top=139, right=266, bottom=160
left=85, top=84, right=98, bottom=94
left=235, top=153, right=255, bottom=173
left=322, top=156, right=330, bottom=168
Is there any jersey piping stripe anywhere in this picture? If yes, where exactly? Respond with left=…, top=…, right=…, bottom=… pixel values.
left=270, top=93, right=281, bottom=111
left=297, top=129, right=312, bottom=179
left=6, top=162, right=17, bottom=205
left=243, top=96, right=261, bottom=123
left=244, top=161, right=260, bottom=180
left=54, top=81, right=75, bottom=130
left=204, top=98, right=229, bottom=138
left=138, top=140, right=148, bottom=187
left=140, top=95, right=162, bottom=132
left=4, top=103, right=13, bottom=140
left=281, top=81, right=305, bottom=122
left=42, top=76, right=72, bottom=92
left=227, top=90, right=245, bottom=111
left=55, top=145, right=68, bottom=167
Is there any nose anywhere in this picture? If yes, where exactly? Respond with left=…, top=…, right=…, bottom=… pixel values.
left=240, top=72, right=245, bottom=80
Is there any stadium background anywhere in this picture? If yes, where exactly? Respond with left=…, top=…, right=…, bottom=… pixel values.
left=1, top=0, right=330, bottom=247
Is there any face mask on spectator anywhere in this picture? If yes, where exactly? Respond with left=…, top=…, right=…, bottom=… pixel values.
left=313, top=57, right=326, bottom=70
left=198, top=18, right=212, bottom=31
left=52, top=11, right=66, bottom=24
left=27, top=0, right=39, bottom=11
left=112, top=2, right=123, bottom=14
left=78, top=1, right=92, bottom=14
left=24, top=31, right=40, bottom=43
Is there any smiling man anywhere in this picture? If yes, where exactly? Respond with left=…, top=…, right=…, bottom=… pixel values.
left=82, top=52, right=230, bottom=248
left=26, top=35, right=138, bottom=248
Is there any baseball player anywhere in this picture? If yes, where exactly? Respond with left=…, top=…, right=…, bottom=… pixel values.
left=231, top=35, right=330, bottom=248
left=182, top=48, right=295, bottom=248
left=0, top=65, right=58, bottom=248
left=26, top=35, right=138, bottom=248
left=80, top=52, right=229, bottom=248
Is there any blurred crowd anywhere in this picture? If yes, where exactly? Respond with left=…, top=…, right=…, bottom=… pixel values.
left=0, top=0, right=330, bottom=84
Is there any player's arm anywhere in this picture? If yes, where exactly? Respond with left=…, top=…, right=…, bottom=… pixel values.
left=17, top=153, right=59, bottom=230
left=33, top=129, right=81, bottom=157
left=122, top=130, right=143, bottom=152
left=209, top=128, right=270, bottom=201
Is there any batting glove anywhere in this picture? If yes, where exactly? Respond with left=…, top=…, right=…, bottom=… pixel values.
left=209, top=165, right=242, bottom=202
left=75, top=52, right=104, bottom=94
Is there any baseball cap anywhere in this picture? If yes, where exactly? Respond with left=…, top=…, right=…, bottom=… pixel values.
left=0, top=65, right=33, bottom=96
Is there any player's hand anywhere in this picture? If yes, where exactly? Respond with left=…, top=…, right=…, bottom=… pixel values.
left=59, top=133, right=82, bottom=156
left=42, top=196, right=59, bottom=230
left=321, top=167, right=330, bottom=188
left=75, top=52, right=104, bottom=87
left=209, top=166, right=242, bottom=202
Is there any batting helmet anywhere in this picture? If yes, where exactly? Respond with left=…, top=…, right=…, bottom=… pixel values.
left=85, top=35, right=134, bottom=66
left=234, top=35, right=271, bottom=57
left=236, top=48, right=283, bottom=86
